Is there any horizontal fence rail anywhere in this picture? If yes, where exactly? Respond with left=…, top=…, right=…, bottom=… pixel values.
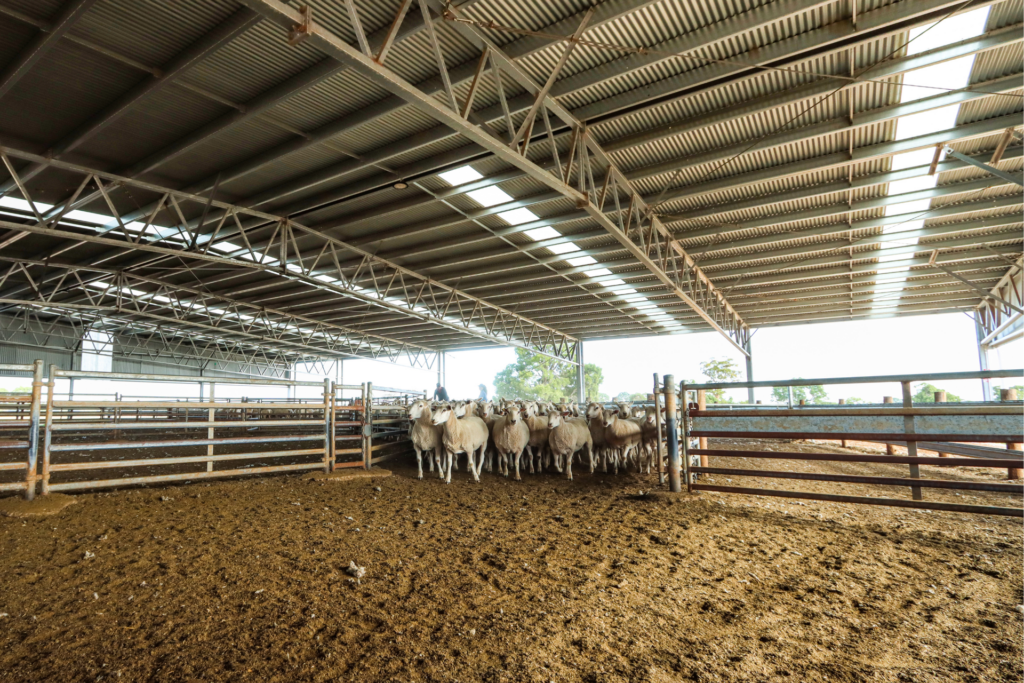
left=0, top=363, right=421, bottom=498
left=676, top=369, right=1024, bottom=517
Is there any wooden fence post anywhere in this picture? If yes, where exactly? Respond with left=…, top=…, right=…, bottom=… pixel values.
left=42, top=365, right=55, bottom=495
left=24, top=360, right=43, bottom=501
left=883, top=396, right=895, bottom=454
left=664, top=375, right=679, bottom=493
left=901, top=381, right=922, bottom=501
left=1001, top=388, right=1022, bottom=480
left=838, top=398, right=847, bottom=447
left=653, top=373, right=664, bottom=484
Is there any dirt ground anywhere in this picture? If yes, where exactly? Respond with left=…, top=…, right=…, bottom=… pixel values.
left=0, top=439, right=1021, bottom=683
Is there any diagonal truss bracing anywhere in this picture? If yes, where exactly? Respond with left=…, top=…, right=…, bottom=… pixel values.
left=0, top=145, right=579, bottom=363
left=238, top=0, right=750, bottom=354
left=0, top=257, right=437, bottom=368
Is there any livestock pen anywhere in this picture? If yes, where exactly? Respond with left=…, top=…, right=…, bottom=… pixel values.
left=0, top=365, right=418, bottom=498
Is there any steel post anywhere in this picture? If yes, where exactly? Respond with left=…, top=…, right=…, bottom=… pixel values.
left=365, top=382, right=374, bottom=469
left=24, top=359, right=43, bottom=500
left=744, top=337, right=754, bottom=404
left=976, top=316, right=993, bottom=400
left=576, top=341, right=585, bottom=404
left=665, top=375, right=680, bottom=493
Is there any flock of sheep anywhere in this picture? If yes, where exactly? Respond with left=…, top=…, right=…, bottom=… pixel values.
left=407, top=398, right=672, bottom=484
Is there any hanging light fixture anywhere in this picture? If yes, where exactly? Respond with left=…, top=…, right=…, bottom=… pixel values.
left=393, top=180, right=408, bottom=190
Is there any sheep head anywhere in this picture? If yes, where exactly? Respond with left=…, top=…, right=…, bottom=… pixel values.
left=431, top=405, right=453, bottom=425
left=408, top=399, right=430, bottom=420
left=602, top=410, right=619, bottom=429
left=548, top=412, right=564, bottom=429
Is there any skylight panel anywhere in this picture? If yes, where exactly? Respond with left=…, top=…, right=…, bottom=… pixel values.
left=587, top=268, right=613, bottom=277
left=888, top=176, right=938, bottom=195
left=906, top=7, right=989, bottom=56
left=467, top=186, right=513, bottom=207
left=601, top=278, right=627, bottom=287
left=497, top=207, right=538, bottom=225
left=900, top=56, right=976, bottom=102
left=547, top=242, right=581, bottom=255
left=524, top=226, right=560, bottom=241
left=438, top=165, right=483, bottom=185
left=885, top=199, right=932, bottom=216
left=567, top=255, right=597, bottom=266
left=890, top=148, right=942, bottom=171
left=894, top=105, right=961, bottom=140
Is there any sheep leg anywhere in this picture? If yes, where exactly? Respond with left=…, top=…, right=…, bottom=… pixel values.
left=513, top=447, right=522, bottom=481
left=565, top=450, right=573, bottom=481
left=587, top=443, right=595, bottom=474
left=529, top=445, right=537, bottom=474
left=554, top=450, right=563, bottom=473
left=445, top=450, right=454, bottom=484
left=473, top=445, right=484, bottom=481
left=414, top=446, right=424, bottom=480
left=427, top=449, right=434, bottom=473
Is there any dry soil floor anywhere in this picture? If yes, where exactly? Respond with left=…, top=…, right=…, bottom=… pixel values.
left=0, top=440, right=1021, bottom=683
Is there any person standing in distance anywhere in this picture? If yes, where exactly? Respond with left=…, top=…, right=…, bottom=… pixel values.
left=478, top=384, right=488, bottom=401
left=433, top=383, right=449, bottom=401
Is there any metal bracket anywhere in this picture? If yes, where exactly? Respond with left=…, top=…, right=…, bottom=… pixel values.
left=287, top=5, right=313, bottom=46
left=943, top=145, right=1023, bottom=188
left=361, top=424, right=372, bottom=437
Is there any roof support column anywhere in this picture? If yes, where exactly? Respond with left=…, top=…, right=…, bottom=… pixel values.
left=576, top=341, right=585, bottom=404
left=976, top=316, right=992, bottom=401
left=744, top=337, right=754, bottom=405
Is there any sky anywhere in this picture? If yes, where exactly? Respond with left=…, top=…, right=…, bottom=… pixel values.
left=2, top=312, right=1019, bottom=402
left=318, top=310, right=1021, bottom=404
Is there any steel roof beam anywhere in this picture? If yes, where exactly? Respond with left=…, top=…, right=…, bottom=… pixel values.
left=691, top=203, right=1023, bottom=265
left=723, top=263, right=1013, bottom=299
left=650, top=114, right=1022, bottom=210
left=704, top=234, right=1022, bottom=280
left=243, top=0, right=1000, bottom=223
left=625, top=74, right=1024, bottom=185
left=0, top=0, right=99, bottom=100
left=264, top=21, right=1021, bottom=239
left=0, top=258, right=438, bottom=364
left=709, top=248, right=1021, bottom=289
left=214, top=0, right=833, bottom=214
left=742, top=300, right=978, bottom=326
left=240, top=0, right=751, bottom=353
left=0, top=146, right=579, bottom=361
left=665, top=148, right=1024, bottom=229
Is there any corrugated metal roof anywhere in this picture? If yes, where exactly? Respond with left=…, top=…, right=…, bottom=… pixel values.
left=0, top=0, right=1018, bottom=361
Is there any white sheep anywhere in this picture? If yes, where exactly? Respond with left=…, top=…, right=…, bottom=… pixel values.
left=601, top=407, right=643, bottom=474
left=491, top=403, right=532, bottom=480
left=585, top=402, right=613, bottom=472
left=523, top=401, right=550, bottom=474
left=431, top=402, right=490, bottom=483
left=547, top=412, right=593, bottom=481
left=407, top=399, right=442, bottom=480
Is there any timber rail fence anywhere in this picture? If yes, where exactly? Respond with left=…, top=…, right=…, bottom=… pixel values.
left=0, top=363, right=419, bottom=498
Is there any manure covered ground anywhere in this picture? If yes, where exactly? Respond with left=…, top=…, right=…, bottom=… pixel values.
left=0, top=439, right=1021, bottom=683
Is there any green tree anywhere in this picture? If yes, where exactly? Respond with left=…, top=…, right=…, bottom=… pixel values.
left=614, top=391, right=648, bottom=402
left=700, top=358, right=741, bottom=403
left=493, top=348, right=604, bottom=402
left=912, top=383, right=961, bottom=403
left=843, top=396, right=867, bottom=404
left=771, top=381, right=829, bottom=404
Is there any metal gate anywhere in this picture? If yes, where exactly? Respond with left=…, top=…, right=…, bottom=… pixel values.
left=677, top=369, right=1023, bottom=517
